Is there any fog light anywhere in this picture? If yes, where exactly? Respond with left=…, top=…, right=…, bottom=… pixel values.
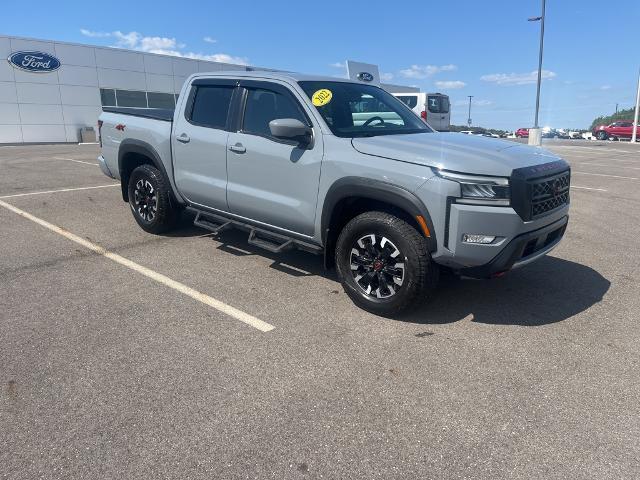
left=462, top=234, right=496, bottom=244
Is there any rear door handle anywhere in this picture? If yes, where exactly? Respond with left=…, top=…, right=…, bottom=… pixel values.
left=229, top=143, right=246, bottom=154
left=176, top=133, right=190, bottom=143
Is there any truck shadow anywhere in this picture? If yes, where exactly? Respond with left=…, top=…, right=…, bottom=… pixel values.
left=171, top=216, right=610, bottom=327
left=404, top=256, right=610, bottom=326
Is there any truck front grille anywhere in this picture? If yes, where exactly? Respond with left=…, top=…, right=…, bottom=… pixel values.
left=510, top=160, right=571, bottom=221
left=529, top=171, right=570, bottom=219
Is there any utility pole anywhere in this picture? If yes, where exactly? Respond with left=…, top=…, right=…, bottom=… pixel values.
left=467, top=96, right=473, bottom=127
left=615, top=103, right=618, bottom=114
left=528, top=0, right=546, bottom=146
left=633, top=68, right=640, bottom=143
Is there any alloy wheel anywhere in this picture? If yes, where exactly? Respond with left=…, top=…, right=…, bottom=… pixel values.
left=133, top=179, right=157, bottom=222
left=349, top=234, right=405, bottom=299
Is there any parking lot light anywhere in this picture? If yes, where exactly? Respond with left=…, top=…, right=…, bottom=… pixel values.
left=633, top=68, right=640, bottom=143
left=528, top=0, right=546, bottom=147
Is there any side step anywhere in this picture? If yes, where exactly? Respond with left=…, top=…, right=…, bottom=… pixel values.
left=248, top=229, right=294, bottom=253
left=193, top=211, right=232, bottom=234
left=188, top=207, right=322, bottom=256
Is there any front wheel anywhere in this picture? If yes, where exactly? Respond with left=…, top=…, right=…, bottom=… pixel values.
left=335, top=212, right=439, bottom=316
left=597, top=131, right=608, bottom=140
left=127, top=164, right=177, bottom=234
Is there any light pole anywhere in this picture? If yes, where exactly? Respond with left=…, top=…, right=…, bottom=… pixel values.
left=467, top=95, right=473, bottom=127
left=528, top=0, right=546, bottom=146
left=632, top=68, right=640, bottom=143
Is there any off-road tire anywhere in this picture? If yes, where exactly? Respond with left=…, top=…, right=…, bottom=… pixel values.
left=127, top=164, right=177, bottom=234
left=335, top=211, right=439, bottom=316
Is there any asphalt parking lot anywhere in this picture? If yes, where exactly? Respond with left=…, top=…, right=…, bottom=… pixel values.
left=1, top=139, right=639, bottom=479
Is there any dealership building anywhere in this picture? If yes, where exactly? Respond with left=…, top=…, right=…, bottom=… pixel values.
left=0, top=34, right=417, bottom=144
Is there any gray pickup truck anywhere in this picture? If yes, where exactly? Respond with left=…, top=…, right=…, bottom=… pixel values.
left=98, top=71, right=570, bottom=315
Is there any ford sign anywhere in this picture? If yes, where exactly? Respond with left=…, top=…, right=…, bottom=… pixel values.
left=7, top=51, right=61, bottom=73
left=356, top=72, right=374, bottom=82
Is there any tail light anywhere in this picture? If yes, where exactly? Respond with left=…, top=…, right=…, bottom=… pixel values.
left=420, top=110, right=427, bottom=119
left=97, top=120, right=103, bottom=148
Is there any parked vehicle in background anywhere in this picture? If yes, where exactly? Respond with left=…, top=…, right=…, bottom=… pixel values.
left=515, top=128, right=529, bottom=138
left=568, top=131, right=583, bottom=139
left=393, top=92, right=451, bottom=132
left=542, top=128, right=560, bottom=139
left=98, top=71, right=570, bottom=315
left=592, top=121, right=640, bottom=141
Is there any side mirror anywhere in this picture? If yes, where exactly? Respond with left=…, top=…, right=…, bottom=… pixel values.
left=269, top=118, right=312, bottom=145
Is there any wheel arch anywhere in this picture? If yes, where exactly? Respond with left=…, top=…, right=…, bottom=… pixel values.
left=118, top=139, right=178, bottom=204
left=321, top=177, right=437, bottom=269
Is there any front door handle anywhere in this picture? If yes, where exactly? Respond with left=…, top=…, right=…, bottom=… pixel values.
left=229, top=143, right=246, bottom=154
left=176, top=133, right=190, bottom=143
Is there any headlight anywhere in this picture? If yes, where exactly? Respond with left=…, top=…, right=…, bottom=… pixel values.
left=434, top=169, right=510, bottom=206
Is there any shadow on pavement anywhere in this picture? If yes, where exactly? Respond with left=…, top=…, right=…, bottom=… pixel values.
left=404, top=256, right=610, bottom=326
left=171, top=214, right=610, bottom=327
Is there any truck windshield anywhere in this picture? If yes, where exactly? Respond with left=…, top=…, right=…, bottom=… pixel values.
left=299, top=81, right=433, bottom=138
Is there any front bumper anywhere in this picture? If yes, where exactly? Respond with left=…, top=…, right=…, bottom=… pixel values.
left=458, top=215, right=568, bottom=278
left=97, top=155, right=115, bottom=179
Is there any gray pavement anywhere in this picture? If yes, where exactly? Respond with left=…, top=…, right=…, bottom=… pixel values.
left=1, top=140, right=639, bottom=479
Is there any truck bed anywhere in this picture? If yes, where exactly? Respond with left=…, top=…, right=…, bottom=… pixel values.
left=102, top=107, right=174, bottom=122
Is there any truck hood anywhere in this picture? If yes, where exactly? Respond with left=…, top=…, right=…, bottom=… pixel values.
left=351, top=132, right=562, bottom=177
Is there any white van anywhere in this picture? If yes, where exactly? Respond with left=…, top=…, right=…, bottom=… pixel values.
left=393, top=93, right=451, bottom=132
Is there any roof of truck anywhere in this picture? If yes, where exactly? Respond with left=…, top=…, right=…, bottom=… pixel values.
left=192, top=70, right=357, bottom=83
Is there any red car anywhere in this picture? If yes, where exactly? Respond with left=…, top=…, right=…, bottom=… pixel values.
left=592, top=121, right=639, bottom=141
left=515, top=128, right=529, bottom=138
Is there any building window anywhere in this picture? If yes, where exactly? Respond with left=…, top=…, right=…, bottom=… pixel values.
left=147, top=92, right=176, bottom=109
left=100, top=88, right=116, bottom=107
left=115, top=89, right=148, bottom=108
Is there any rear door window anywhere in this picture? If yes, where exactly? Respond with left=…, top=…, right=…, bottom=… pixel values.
left=189, top=85, right=234, bottom=129
left=427, top=95, right=449, bottom=114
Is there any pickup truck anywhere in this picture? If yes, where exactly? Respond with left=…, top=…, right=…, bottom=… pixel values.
left=98, top=71, right=571, bottom=315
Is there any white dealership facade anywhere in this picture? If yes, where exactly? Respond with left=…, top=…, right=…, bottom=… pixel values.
left=0, top=34, right=417, bottom=144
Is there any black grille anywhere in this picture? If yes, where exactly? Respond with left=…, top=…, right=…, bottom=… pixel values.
left=528, top=171, right=570, bottom=219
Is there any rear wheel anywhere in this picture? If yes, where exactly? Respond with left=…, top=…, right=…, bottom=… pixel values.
left=127, top=164, right=177, bottom=234
left=335, top=211, right=439, bottom=316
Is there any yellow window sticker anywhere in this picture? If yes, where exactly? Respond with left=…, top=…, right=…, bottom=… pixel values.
left=312, top=89, right=332, bottom=107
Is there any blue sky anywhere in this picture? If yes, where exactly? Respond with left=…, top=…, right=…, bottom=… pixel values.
left=3, top=0, right=638, bottom=130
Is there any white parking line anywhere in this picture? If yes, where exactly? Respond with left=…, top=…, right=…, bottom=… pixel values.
left=0, top=199, right=275, bottom=333
left=573, top=171, right=638, bottom=180
left=54, top=156, right=99, bottom=166
left=0, top=184, right=119, bottom=199
left=579, top=163, right=640, bottom=170
left=570, top=186, right=607, bottom=192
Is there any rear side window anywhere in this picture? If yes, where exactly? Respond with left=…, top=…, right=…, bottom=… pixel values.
left=397, top=95, right=418, bottom=109
left=243, top=88, right=307, bottom=138
left=190, top=86, right=234, bottom=129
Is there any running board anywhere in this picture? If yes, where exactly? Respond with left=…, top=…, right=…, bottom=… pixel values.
left=188, top=207, right=322, bottom=255
left=193, top=211, right=232, bottom=234
left=248, top=229, right=294, bottom=253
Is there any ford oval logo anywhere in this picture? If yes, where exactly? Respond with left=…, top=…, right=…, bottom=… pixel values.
left=357, top=72, right=374, bottom=82
left=7, top=51, right=61, bottom=73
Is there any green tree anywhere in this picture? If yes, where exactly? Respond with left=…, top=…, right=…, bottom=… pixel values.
left=590, top=107, right=635, bottom=130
